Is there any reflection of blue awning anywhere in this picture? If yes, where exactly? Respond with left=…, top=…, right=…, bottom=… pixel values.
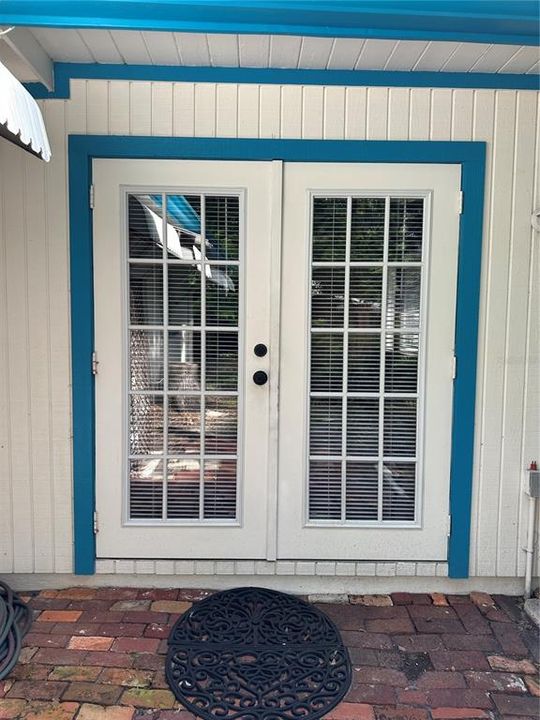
left=144, top=194, right=227, bottom=262
left=0, top=60, right=51, bottom=161
left=132, top=196, right=234, bottom=291
left=149, top=194, right=200, bottom=235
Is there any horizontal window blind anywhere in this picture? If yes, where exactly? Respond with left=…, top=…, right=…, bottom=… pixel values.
left=308, top=195, right=425, bottom=524
left=127, top=193, right=241, bottom=522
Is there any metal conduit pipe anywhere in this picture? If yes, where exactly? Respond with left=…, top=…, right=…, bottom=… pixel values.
left=524, top=463, right=539, bottom=599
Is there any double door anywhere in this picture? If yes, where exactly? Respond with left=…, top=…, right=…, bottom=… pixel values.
left=93, top=159, right=460, bottom=562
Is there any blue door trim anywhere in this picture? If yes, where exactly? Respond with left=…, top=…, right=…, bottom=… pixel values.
left=69, top=136, right=485, bottom=578
left=3, top=1, right=539, bottom=45
left=26, top=61, right=539, bottom=100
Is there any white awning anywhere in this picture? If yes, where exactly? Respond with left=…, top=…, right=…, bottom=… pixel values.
left=0, top=59, right=51, bottom=161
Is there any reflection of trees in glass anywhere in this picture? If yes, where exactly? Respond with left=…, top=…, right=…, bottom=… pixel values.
left=205, top=397, right=238, bottom=455
left=168, top=265, right=201, bottom=326
left=382, top=462, right=416, bottom=520
left=312, top=198, right=347, bottom=261
left=168, top=397, right=200, bottom=455
left=389, top=198, right=424, bottom=262
left=351, top=198, right=385, bottom=261
left=349, top=267, right=383, bottom=328
left=205, top=196, right=239, bottom=261
left=310, top=397, right=342, bottom=455
left=385, top=334, right=419, bottom=393
left=206, top=333, right=238, bottom=391
left=311, top=267, right=344, bottom=327
left=206, top=266, right=238, bottom=326
left=386, top=267, right=421, bottom=331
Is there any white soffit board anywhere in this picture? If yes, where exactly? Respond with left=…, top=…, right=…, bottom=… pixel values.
left=0, top=59, right=51, bottom=160
left=3, top=28, right=538, bottom=83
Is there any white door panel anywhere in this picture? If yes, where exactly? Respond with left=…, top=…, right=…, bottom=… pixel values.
left=93, top=160, right=275, bottom=559
left=277, top=163, right=461, bottom=561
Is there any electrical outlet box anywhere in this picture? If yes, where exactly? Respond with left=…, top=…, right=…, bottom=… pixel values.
left=528, top=470, right=540, bottom=498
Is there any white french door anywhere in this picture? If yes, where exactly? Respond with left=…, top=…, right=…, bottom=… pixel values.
left=278, top=163, right=461, bottom=561
left=93, top=160, right=278, bottom=559
left=93, top=159, right=461, bottom=562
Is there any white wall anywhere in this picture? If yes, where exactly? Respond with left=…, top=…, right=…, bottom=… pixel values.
left=0, top=80, right=538, bottom=586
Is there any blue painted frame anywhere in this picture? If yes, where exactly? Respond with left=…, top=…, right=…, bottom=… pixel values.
left=26, top=62, right=539, bottom=100
left=3, top=1, right=539, bottom=44
left=69, top=136, right=485, bottom=578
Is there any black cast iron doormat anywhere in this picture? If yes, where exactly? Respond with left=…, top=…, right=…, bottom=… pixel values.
left=166, top=587, right=352, bottom=720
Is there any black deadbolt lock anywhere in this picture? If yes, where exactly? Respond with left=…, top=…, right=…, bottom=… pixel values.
left=253, top=370, right=268, bottom=385
left=254, top=343, right=268, bottom=357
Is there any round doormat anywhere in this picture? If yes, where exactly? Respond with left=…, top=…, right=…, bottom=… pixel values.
left=165, top=587, right=351, bottom=720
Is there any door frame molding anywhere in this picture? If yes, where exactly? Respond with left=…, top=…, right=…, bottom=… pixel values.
left=68, top=136, right=485, bottom=578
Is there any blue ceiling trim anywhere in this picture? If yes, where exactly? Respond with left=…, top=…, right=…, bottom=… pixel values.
left=25, top=62, right=540, bottom=100
left=1, top=1, right=539, bottom=45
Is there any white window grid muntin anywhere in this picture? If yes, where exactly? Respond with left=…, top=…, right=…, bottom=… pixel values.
left=304, top=190, right=432, bottom=529
left=121, top=186, right=246, bottom=527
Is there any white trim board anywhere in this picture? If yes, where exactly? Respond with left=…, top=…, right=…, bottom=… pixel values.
left=2, top=571, right=537, bottom=596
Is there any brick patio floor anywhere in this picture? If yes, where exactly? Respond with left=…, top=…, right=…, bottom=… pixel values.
left=0, top=589, right=538, bottom=720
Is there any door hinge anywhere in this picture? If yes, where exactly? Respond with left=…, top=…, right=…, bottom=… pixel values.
left=93, top=510, right=99, bottom=534
left=91, top=351, right=99, bottom=375
left=458, top=191, right=463, bottom=214
left=447, top=514, right=452, bottom=537
left=452, top=355, right=457, bottom=379
left=89, top=184, right=95, bottom=209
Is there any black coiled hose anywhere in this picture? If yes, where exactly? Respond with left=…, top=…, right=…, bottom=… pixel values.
left=0, top=581, right=32, bottom=680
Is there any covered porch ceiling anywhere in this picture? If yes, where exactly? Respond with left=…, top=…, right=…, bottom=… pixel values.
left=0, top=1, right=538, bottom=91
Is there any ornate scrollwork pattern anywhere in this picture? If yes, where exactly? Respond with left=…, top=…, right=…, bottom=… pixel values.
left=166, top=587, right=351, bottom=720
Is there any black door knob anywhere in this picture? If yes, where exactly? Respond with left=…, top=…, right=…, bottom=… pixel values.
left=254, top=343, right=268, bottom=357
left=253, top=370, right=268, bottom=386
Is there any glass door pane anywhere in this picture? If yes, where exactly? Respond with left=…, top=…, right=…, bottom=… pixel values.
left=127, top=193, right=241, bottom=523
left=308, top=195, right=425, bottom=524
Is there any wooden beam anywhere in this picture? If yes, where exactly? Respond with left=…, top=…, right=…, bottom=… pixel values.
left=2, top=27, right=53, bottom=90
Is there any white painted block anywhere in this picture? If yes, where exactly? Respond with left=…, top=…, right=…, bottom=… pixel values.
left=436, top=563, right=449, bottom=577
left=415, top=562, right=437, bottom=577
left=175, top=560, right=195, bottom=575
left=356, top=562, right=376, bottom=576
left=95, top=559, right=115, bottom=574
left=115, top=560, right=135, bottom=574
left=309, top=594, right=348, bottom=603
left=396, top=562, right=417, bottom=576
left=155, top=561, right=175, bottom=575
left=255, top=561, right=276, bottom=575
left=135, top=560, right=155, bottom=574
left=235, top=561, right=256, bottom=575
left=335, top=562, right=356, bottom=576
left=195, top=560, right=215, bottom=575
left=376, top=563, right=397, bottom=577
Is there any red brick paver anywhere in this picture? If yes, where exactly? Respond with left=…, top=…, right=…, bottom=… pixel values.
left=0, top=589, right=536, bottom=720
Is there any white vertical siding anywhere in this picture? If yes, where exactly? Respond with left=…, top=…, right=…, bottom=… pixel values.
left=0, top=79, right=538, bottom=579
